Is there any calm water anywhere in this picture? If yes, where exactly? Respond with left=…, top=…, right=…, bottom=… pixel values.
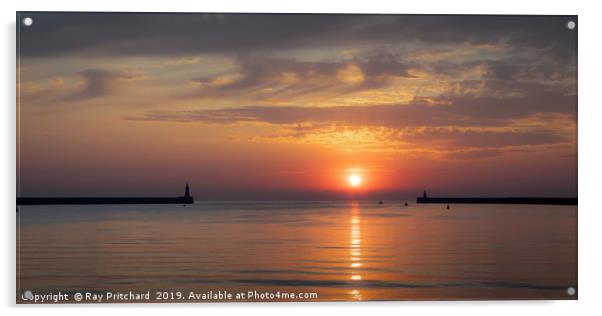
left=17, top=202, right=577, bottom=302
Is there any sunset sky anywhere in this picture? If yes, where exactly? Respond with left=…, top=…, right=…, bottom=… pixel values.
left=17, top=13, right=577, bottom=199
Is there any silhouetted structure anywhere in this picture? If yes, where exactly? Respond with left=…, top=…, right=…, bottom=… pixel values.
left=16, top=184, right=194, bottom=205
left=185, top=183, right=191, bottom=198
left=416, top=194, right=577, bottom=205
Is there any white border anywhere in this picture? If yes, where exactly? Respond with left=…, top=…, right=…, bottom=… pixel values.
left=2, top=0, right=601, bottom=315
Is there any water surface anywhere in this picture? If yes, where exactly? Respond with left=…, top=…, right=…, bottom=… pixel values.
left=17, top=201, right=577, bottom=301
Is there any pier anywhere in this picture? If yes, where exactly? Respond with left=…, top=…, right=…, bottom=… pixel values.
left=416, top=191, right=577, bottom=205
left=17, top=184, right=194, bottom=205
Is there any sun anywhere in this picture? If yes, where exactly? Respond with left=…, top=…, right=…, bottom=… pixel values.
left=348, top=174, right=362, bottom=187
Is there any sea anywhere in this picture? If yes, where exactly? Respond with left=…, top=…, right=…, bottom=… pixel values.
left=17, top=201, right=577, bottom=302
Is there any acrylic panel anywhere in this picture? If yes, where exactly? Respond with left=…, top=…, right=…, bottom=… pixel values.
left=16, top=12, right=577, bottom=303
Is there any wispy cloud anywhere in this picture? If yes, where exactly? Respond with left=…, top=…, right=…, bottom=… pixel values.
left=130, top=91, right=576, bottom=127
left=128, top=94, right=575, bottom=157
left=165, top=56, right=202, bottom=66
left=63, top=69, right=148, bottom=102
left=181, top=56, right=415, bottom=102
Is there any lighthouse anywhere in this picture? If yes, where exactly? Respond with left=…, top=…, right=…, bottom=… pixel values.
left=179, top=183, right=194, bottom=204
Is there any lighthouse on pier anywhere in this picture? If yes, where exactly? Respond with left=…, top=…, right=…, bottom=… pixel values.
left=180, top=183, right=194, bottom=203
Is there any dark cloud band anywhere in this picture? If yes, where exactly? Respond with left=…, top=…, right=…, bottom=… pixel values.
left=18, top=13, right=576, bottom=60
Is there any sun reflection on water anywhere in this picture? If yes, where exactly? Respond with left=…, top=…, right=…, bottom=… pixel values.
left=349, top=202, right=362, bottom=300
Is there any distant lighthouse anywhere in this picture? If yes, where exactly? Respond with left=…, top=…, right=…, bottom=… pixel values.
left=185, top=183, right=191, bottom=198
left=417, top=190, right=428, bottom=204
left=179, top=183, right=194, bottom=204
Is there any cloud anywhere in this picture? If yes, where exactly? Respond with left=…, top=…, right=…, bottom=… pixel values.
left=183, top=56, right=415, bottom=101
left=130, top=103, right=467, bottom=127
left=62, top=68, right=147, bottom=102
left=19, top=14, right=578, bottom=155
left=166, top=56, right=202, bottom=66
left=127, top=91, right=576, bottom=156
left=18, top=14, right=576, bottom=111
left=250, top=124, right=569, bottom=155
left=400, top=128, right=568, bottom=149
left=20, top=76, right=65, bottom=102
left=18, top=13, right=576, bottom=62
left=443, top=149, right=508, bottom=160
left=483, top=59, right=576, bottom=83
left=131, top=91, right=576, bottom=127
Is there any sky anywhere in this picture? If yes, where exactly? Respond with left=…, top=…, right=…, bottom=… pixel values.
left=17, top=13, right=577, bottom=199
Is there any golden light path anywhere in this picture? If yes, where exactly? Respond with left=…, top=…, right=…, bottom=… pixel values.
left=349, top=202, right=362, bottom=300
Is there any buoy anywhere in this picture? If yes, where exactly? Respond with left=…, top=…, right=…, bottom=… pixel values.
left=404, top=202, right=409, bottom=206
left=446, top=204, right=450, bottom=210
left=378, top=201, right=383, bottom=204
